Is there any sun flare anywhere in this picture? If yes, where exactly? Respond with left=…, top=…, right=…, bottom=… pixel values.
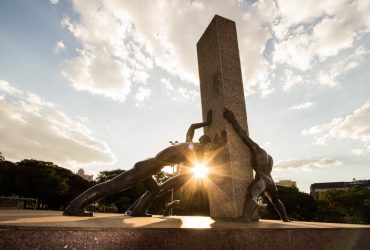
left=193, top=163, right=209, bottom=179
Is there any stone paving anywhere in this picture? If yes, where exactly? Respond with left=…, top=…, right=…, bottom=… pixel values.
left=0, top=210, right=368, bottom=229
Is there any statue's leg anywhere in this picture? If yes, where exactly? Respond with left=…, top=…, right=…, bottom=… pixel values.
left=163, top=200, right=180, bottom=216
left=125, top=193, right=144, bottom=215
left=159, top=173, right=192, bottom=215
left=130, top=173, right=192, bottom=216
left=241, top=176, right=266, bottom=222
left=63, top=158, right=164, bottom=216
left=157, top=173, right=192, bottom=197
left=264, top=174, right=290, bottom=222
left=125, top=177, right=160, bottom=216
left=128, top=177, right=160, bottom=217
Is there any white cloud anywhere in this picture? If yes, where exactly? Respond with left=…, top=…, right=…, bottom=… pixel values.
left=273, top=34, right=313, bottom=71
left=133, top=86, right=151, bottom=107
left=50, top=0, right=59, bottom=5
left=260, top=88, right=275, bottom=98
left=302, top=101, right=370, bottom=151
left=160, top=78, right=199, bottom=102
left=351, top=146, right=370, bottom=156
left=272, top=0, right=370, bottom=88
left=61, top=47, right=135, bottom=102
left=60, top=0, right=279, bottom=99
left=0, top=80, right=22, bottom=95
left=289, top=102, right=314, bottom=111
left=60, top=3, right=153, bottom=102
left=283, top=70, right=303, bottom=91
left=178, top=87, right=198, bottom=100
left=317, top=46, right=369, bottom=87
left=59, top=0, right=370, bottom=101
left=311, top=17, right=355, bottom=60
left=161, top=78, right=174, bottom=93
left=275, top=157, right=342, bottom=171
left=275, top=0, right=344, bottom=28
left=0, top=79, right=115, bottom=166
left=53, top=40, right=66, bottom=54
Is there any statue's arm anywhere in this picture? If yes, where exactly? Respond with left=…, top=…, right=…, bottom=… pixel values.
left=223, top=109, right=259, bottom=167
left=223, top=108, right=256, bottom=151
left=186, top=109, right=212, bottom=142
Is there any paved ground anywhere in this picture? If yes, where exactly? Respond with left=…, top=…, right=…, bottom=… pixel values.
left=0, top=210, right=369, bottom=229
left=1, top=210, right=369, bottom=249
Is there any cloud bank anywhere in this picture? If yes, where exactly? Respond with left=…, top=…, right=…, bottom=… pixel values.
left=0, top=80, right=115, bottom=166
left=289, top=102, right=314, bottom=111
left=59, top=0, right=370, bottom=101
left=275, top=157, right=342, bottom=171
left=302, top=101, right=370, bottom=155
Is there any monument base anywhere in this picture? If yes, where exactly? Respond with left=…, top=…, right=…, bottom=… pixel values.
left=0, top=210, right=369, bottom=249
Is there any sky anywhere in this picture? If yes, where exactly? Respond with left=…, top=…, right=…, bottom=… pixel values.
left=0, top=0, right=369, bottom=193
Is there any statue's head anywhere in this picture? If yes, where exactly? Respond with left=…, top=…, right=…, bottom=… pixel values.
left=215, top=130, right=227, bottom=148
left=209, top=130, right=228, bottom=151
left=199, top=135, right=212, bottom=145
left=199, top=130, right=227, bottom=150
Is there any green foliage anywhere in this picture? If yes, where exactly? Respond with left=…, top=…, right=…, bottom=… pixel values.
left=96, top=169, right=125, bottom=183
left=259, top=186, right=317, bottom=221
left=0, top=159, right=93, bottom=210
left=2, top=155, right=368, bottom=223
left=317, top=186, right=370, bottom=224
left=153, top=171, right=172, bottom=185
left=259, top=185, right=370, bottom=224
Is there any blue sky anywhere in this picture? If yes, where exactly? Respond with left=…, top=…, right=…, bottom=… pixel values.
left=0, top=0, right=369, bottom=192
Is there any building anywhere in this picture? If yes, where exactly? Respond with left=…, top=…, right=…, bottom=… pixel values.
left=310, top=179, right=370, bottom=200
left=276, top=180, right=297, bottom=189
left=77, top=168, right=93, bottom=181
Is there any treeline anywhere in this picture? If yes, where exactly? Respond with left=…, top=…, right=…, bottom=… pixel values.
left=0, top=158, right=211, bottom=215
left=260, top=186, right=317, bottom=221
left=0, top=159, right=93, bottom=210
left=0, top=157, right=369, bottom=223
left=0, top=159, right=147, bottom=211
left=316, top=186, right=370, bottom=224
left=260, top=186, right=370, bottom=224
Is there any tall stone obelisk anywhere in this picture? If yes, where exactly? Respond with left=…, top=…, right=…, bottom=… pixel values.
left=197, top=15, right=253, bottom=219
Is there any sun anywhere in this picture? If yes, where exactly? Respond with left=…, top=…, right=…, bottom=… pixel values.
left=192, top=163, right=209, bottom=179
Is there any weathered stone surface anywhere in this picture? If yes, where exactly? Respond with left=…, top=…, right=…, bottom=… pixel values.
left=197, top=15, right=252, bottom=219
left=0, top=211, right=369, bottom=250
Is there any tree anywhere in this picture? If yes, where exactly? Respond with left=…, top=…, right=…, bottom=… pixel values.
left=0, top=152, right=4, bottom=161
left=153, top=170, right=172, bottom=185
left=0, top=159, right=93, bottom=210
left=96, top=169, right=125, bottom=183
left=317, top=186, right=370, bottom=224
left=259, top=186, right=317, bottom=221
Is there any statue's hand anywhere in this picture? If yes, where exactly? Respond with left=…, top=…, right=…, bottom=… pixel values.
left=223, top=108, right=235, bottom=122
left=206, top=109, right=212, bottom=125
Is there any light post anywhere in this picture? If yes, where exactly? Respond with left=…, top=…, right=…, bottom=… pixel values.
left=169, top=140, right=178, bottom=215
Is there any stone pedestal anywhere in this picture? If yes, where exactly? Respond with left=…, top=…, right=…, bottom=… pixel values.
left=197, top=15, right=253, bottom=219
left=1, top=211, right=369, bottom=249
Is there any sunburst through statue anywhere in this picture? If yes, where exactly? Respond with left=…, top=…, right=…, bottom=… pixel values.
left=192, top=163, right=209, bottom=179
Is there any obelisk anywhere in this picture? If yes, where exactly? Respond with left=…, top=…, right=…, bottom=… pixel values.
left=197, top=15, right=253, bottom=219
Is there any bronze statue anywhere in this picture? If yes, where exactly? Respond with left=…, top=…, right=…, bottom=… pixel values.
left=63, top=110, right=226, bottom=216
left=126, top=171, right=193, bottom=216
left=223, top=108, right=289, bottom=222
left=126, top=112, right=227, bottom=217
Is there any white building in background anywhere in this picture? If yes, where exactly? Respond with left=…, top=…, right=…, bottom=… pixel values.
left=77, top=168, right=93, bottom=181
left=276, top=180, right=297, bottom=189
